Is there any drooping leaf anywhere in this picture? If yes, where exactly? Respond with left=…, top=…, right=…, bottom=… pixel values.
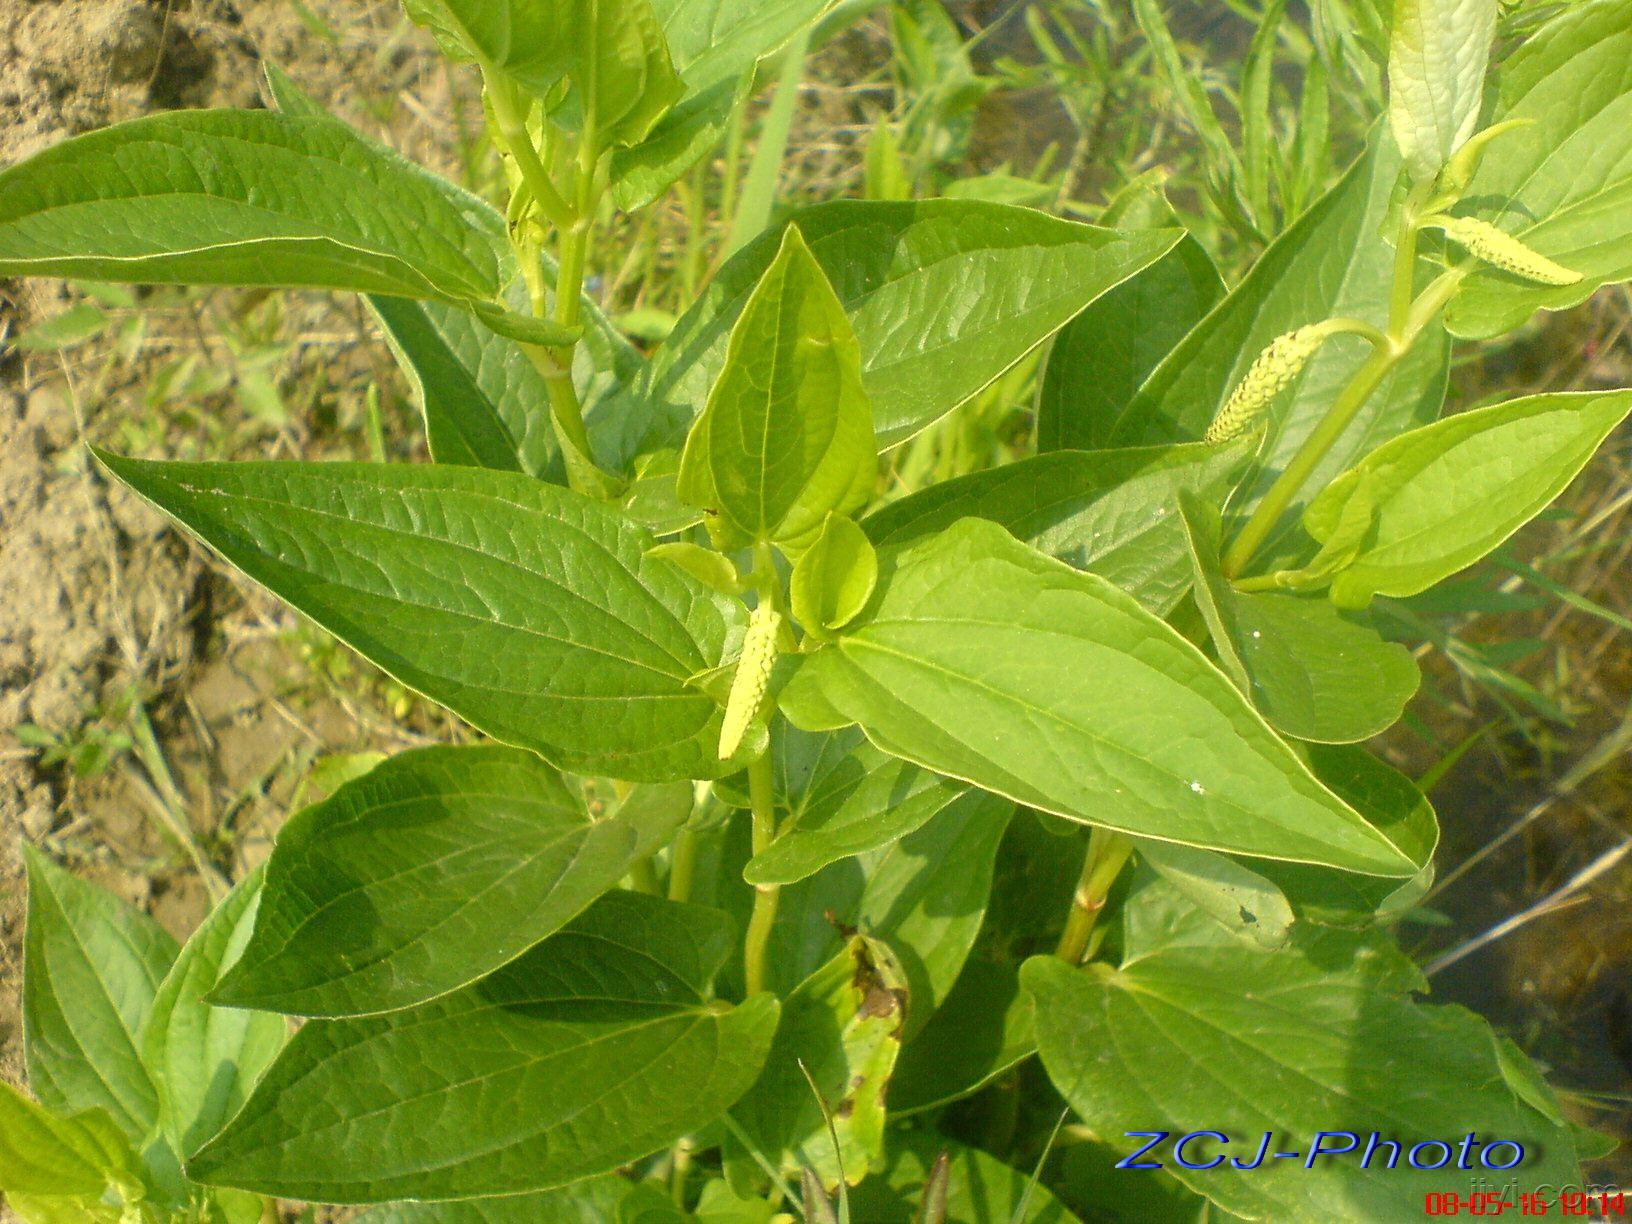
left=189, top=892, right=779, bottom=1203
left=1023, top=934, right=1582, bottom=1222
left=1180, top=495, right=1420, bottom=742
left=846, top=1130, right=1077, bottom=1223
left=1387, top=0, right=1497, bottom=183
left=863, top=439, right=1252, bottom=615
left=732, top=936, right=906, bottom=1187
left=743, top=726, right=978, bottom=886
left=0, top=110, right=505, bottom=302
left=1445, top=0, right=1632, bottom=338
left=887, top=951, right=1034, bottom=1115
left=790, top=514, right=878, bottom=637
left=677, top=226, right=876, bottom=552
left=0, top=1083, right=137, bottom=1199
left=20, top=846, right=176, bottom=1143
left=211, top=747, right=690, bottom=1017
left=619, top=200, right=1181, bottom=464
left=1134, top=839, right=1295, bottom=950
left=354, top=1175, right=635, bottom=1222
left=94, top=455, right=745, bottom=782
left=138, top=868, right=286, bottom=1158
left=612, top=0, right=836, bottom=210
left=1303, top=390, right=1632, bottom=606
left=1037, top=236, right=1224, bottom=451
left=781, top=520, right=1424, bottom=876
left=1108, top=137, right=1449, bottom=548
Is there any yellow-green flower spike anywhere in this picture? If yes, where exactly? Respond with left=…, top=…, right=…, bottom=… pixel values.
left=1204, top=326, right=1326, bottom=444
left=1433, top=216, right=1583, bottom=287
left=718, top=603, right=781, bottom=760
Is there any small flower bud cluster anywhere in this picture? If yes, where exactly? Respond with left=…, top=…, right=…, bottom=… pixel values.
left=1437, top=216, right=1583, bottom=286
left=718, top=603, right=781, bottom=759
left=1204, top=326, right=1325, bottom=444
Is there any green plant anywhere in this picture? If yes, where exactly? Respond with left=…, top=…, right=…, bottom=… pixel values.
left=3, top=0, right=1632, bottom=1220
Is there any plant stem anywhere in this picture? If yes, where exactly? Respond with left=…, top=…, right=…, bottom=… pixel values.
left=1221, top=238, right=1462, bottom=578
left=742, top=750, right=780, bottom=996
left=482, top=71, right=574, bottom=231
left=668, top=826, right=699, bottom=903
left=1054, top=828, right=1135, bottom=966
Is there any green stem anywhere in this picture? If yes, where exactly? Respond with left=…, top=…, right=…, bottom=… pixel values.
left=1222, top=268, right=1463, bottom=578
left=668, top=825, right=699, bottom=903
left=742, top=750, right=780, bottom=996
left=1054, top=828, right=1135, bottom=966
left=482, top=71, right=574, bottom=231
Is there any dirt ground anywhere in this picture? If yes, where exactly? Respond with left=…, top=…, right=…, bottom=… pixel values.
left=1, top=0, right=1629, bottom=1215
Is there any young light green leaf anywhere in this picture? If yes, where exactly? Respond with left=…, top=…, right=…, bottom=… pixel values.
left=846, top=1130, right=1076, bottom=1223
left=1304, top=390, right=1632, bottom=606
left=781, top=520, right=1422, bottom=876
left=863, top=440, right=1252, bottom=615
left=189, top=892, right=779, bottom=1203
left=1135, top=840, right=1295, bottom=950
left=211, top=747, right=690, bottom=1016
left=743, top=727, right=977, bottom=886
left=0, top=110, right=505, bottom=302
left=139, top=867, right=286, bottom=1158
left=1445, top=0, right=1632, bottom=338
left=1109, top=137, right=1449, bottom=540
left=20, top=845, right=176, bottom=1143
left=1024, top=936, right=1582, bottom=1222
left=1181, top=495, right=1420, bottom=743
left=1387, top=0, right=1497, bottom=183
left=0, top=1083, right=137, bottom=1199
left=1037, top=237, right=1224, bottom=451
left=732, top=935, right=906, bottom=1188
left=648, top=541, right=744, bottom=595
left=354, top=1175, right=635, bottom=1222
left=677, top=226, right=876, bottom=552
left=622, top=200, right=1181, bottom=463
left=611, top=0, right=835, bottom=210
left=93, top=455, right=745, bottom=782
left=790, top=514, right=878, bottom=637
left=405, top=0, right=681, bottom=149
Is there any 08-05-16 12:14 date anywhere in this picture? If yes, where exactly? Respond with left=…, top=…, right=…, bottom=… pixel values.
left=1425, top=1190, right=1627, bottom=1216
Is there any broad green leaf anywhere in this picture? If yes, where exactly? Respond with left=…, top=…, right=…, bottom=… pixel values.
left=1387, top=0, right=1496, bottom=183
left=1181, top=496, right=1420, bottom=742
left=754, top=787, right=1011, bottom=1033
left=355, top=1176, right=634, bottom=1222
left=139, top=868, right=286, bottom=1158
left=781, top=521, right=1423, bottom=876
left=612, top=0, right=836, bottom=210
left=1023, top=937, right=1582, bottom=1222
left=1108, top=138, right=1450, bottom=547
left=677, top=226, right=876, bottom=552
left=1255, top=744, right=1438, bottom=928
left=888, top=951, right=1034, bottom=1115
left=621, top=200, right=1181, bottom=463
left=0, top=110, right=505, bottom=302
left=189, top=892, right=779, bottom=1203
left=214, top=747, right=690, bottom=1017
left=261, top=61, right=640, bottom=482
left=20, top=846, right=176, bottom=1143
left=1304, top=390, right=1632, bottom=606
left=95, top=455, right=745, bottom=781
left=1446, top=0, right=1632, bottom=338
left=790, top=514, right=877, bottom=637
left=863, top=440, right=1252, bottom=615
left=1037, top=237, right=1223, bottom=451
left=743, top=726, right=977, bottom=886
left=404, top=0, right=681, bottom=149
left=0, top=1083, right=136, bottom=1198
left=1135, top=840, right=1294, bottom=950
left=732, top=935, right=906, bottom=1187
left=846, top=1130, right=1077, bottom=1223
